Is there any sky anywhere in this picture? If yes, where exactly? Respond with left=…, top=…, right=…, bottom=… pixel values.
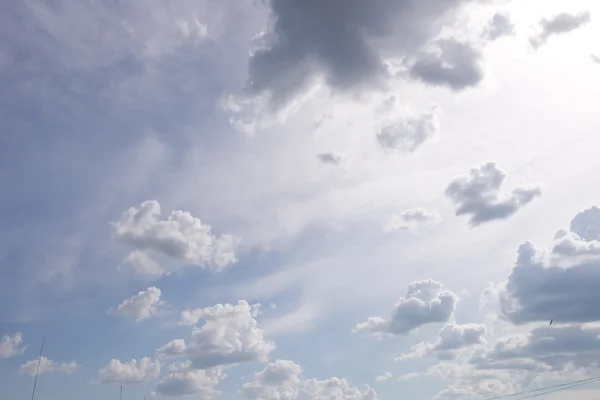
left=1, top=0, right=600, bottom=399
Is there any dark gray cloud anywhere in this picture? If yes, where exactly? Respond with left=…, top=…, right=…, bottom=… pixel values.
left=500, top=206, right=600, bottom=325
left=355, top=279, right=456, bottom=336
left=377, top=105, right=439, bottom=152
left=409, top=39, right=484, bottom=91
left=530, top=11, right=591, bottom=48
left=246, top=0, right=492, bottom=106
left=483, top=13, right=515, bottom=41
left=471, top=325, right=600, bottom=373
left=317, top=151, right=343, bottom=165
left=445, top=162, right=542, bottom=226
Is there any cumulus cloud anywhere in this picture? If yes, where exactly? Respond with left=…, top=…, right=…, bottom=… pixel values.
left=470, top=324, right=600, bottom=374
left=19, top=356, right=80, bottom=376
left=499, top=206, right=600, bottom=325
left=398, top=323, right=486, bottom=361
left=409, top=39, right=484, bottom=91
left=375, top=372, right=393, bottom=382
left=383, top=208, right=438, bottom=232
left=155, top=368, right=225, bottom=397
left=157, top=301, right=274, bottom=369
left=99, top=358, right=161, bottom=385
left=377, top=105, right=439, bottom=153
left=482, top=13, right=515, bottom=41
left=241, top=359, right=377, bottom=400
left=316, top=151, right=344, bottom=165
left=445, top=162, right=542, bottom=226
left=111, top=287, right=163, bottom=321
left=0, top=332, right=27, bottom=359
left=530, top=11, right=591, bottom=49
left=420, top=206, right=600, bottom=398
left=245, top=0, right=490, bottom=107
left=113, top=200, right=238, bottom=276
left=354, top=279, right=456, bottom=336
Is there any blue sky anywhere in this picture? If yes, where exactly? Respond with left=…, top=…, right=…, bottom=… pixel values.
left=2, top=0, right=600, bottom=399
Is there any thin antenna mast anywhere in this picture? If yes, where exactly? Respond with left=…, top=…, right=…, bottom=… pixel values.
left=30, top=337, right=46, bottom=400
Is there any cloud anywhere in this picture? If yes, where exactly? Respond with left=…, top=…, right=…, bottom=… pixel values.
left=499, top=206, right=600, bottom=325
left=111, top=287, right=163, bottom=321
left=125, top=251, right=164, bottom=278
left=354, top=279, right=456, bottom=336
left=376, top=105, right=439, bottom=153
left=445, top=162, right=542, bottom=226
left=0, top=332, right=27, bottom=359
left=99, top=357, right=161, bottom=385
left=155, top=368, right=225, bottom=397
left=375, top=372, right=392, bottom=382
left=316, top=151, right=343, bottom=165
left=409, top=39, right=484, bottom=91
left=470, top=324, right=600, bottom=373
left=530, top=11, right=592, bottom=48
left=383, top=208, right=438, bottom=232
left=482, top=13, right=515, bottom=41
left=245, top=0, right=490, bottom=107
left=592, top=54, right=600, bottom=64
left=241, top=359, right=377, bottom=400
left=420, top=206, right=600, bottom=397
left=19, top=356, right=80, bottom=376
left=157, top=300, right=274, bottom=369
left=113, top=200, right=238, bottom=277
left=398, top=323, right=486, bottom=361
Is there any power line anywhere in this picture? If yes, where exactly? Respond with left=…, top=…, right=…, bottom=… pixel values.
left=485, top=375, right=600, bottom=400
left=518, top=377, right=600, bottom=399
left=30, top=336, right=45, bottom=400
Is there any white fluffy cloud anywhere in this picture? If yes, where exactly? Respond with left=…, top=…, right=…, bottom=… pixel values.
left=155, top=368, right=225, bottom=397
left=383, top=208, right=438, bottom=232
left=245, top=0, right=491, bottom=107
left=498, top=206, right=600, bottom=325
left=0, top=333, right=27, bottom=359
left=114, top=200, right=238, bottom=276
left=157, top=300, right=274, bottom=369
left=375, top=372, right=392, bottom=382
left=99, top=357, right=161, bottom=385
left=354, top=279, right=456, bottom=336
left=416, top=206, right=600, bottom=398
left=445, top=162, right=541, bottom=226
left=530, top=11, right=592, bottom=48
left=112, top=287, right=163, bottom=321
left=376, top=105, right=439, bottom=153
left=398, top=323, right=486, bottom=361
left=241, top=359, right=377, bottom=400
left=19, top=356, right=80, bottom=376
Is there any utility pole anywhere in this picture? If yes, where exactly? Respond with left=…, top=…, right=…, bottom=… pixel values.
left=120, top=385, right=123, bottom=400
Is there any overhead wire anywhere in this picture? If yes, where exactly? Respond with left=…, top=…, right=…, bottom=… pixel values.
left=484, top=375, right=600, bottom=400
left=517, top=377, right=600, bottom=399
